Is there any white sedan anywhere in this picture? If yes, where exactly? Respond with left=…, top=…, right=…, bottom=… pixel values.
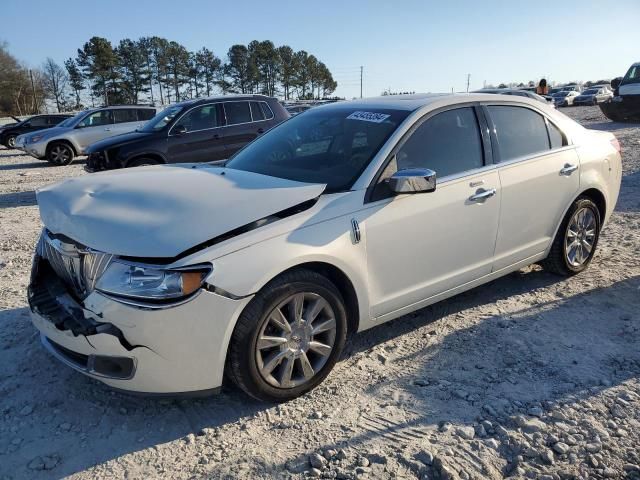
left=552, top=90, right=580, bottom=107
left=29, top=94, right=621, bottom=401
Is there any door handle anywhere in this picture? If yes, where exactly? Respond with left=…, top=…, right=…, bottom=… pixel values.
left=257, top=128, right=264, bottom=134
left=560, top=163, right=578, bottom=175
left=469, top=188, right=496, bottom=202
left=212, top=134, right=221, bottom=140
left=104, top=127, right=111, bottom=131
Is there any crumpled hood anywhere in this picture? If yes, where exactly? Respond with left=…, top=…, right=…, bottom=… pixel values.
left=86, top=131, right=154, bottom=153
left=37, top=164, right=326, bottom=258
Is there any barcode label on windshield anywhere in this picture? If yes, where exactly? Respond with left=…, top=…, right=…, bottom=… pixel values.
left=346, top=111, right=390, bottom=123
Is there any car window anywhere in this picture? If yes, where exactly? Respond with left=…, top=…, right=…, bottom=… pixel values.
left=77, top=110, right=114, bottom=128
left=395, top=107, right=484, bottom=178
left=113, top=109, right=138, bottom=124
left=260, top=102, right=274, bottom=120
left=622, top=65, right=640, bottom=85
left=224, top=101, right=252, bottom=125
left=51, top=116, right=67, bottom=125
left=548, top=122, right=565, bottom=149
left=137, top=109, right=155, bottom=121
left=250, top=101, right=265, bottom=121
left=487, top=106, right=550, bottom=162
left=29, top=117, right=50, bottom=127
left=174, top=104, right=220, bottom=133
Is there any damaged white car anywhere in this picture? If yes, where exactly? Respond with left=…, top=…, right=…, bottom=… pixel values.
left=29, top=94, right=621, bottom=401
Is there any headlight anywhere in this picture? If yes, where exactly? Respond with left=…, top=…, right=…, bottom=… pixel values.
left=95, top=260, right=211, bottom=301
left=30, top=135, right=44, bottom=143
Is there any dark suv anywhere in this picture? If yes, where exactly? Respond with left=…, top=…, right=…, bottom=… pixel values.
left=0, top=114, right=71, bottom=148
left=85, top=95, right=289, bottom=171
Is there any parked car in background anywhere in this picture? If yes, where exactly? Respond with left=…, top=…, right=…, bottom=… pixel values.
left=573, top=88, right=613, bottom=106
left=285, top=104, right=312, bottom=116
left=600, top=61, right=640, bottom=122
left=552, top=90, right=580, bottom=107
left=472, top=89, right=554, bottom=106
left=14, top=105, right=156, bottom=165
left=0, top=114, right=71, bottom=148
left=85, top=95, right=288, bottom=172
left=29, top=93, right=621, bottom=401
left=561, top=85, right=582, bottom=93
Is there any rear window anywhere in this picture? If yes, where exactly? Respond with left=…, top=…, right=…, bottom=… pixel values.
left=29, top=117, right=49, bottom=127
left=250, top=101, right=265, bottom=121
left=224, top=102, right=252, bottom=125
left=260, top=102, right=274, bottom=120
left=488, top=106, right=550, bottom=162
left=113, top=109, right=138, bottom=124
left=137, top=109, right=155, bottom=121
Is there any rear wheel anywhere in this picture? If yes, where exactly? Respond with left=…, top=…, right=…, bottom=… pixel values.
left=542, top=197, right=601, bottom=276
left=46, top=142, right=74, bottom=166
left=227, top=269, right=348, bottom=402
left=6, top=135, right=17, bottom=148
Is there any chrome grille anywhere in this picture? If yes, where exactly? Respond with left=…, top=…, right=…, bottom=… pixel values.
left=37, top=230, right=113, bottom=298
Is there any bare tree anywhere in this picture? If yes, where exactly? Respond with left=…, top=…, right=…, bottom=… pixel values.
left=42, top=57, right=68, bottom=111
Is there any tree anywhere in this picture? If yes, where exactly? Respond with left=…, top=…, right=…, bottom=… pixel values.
left=0, top=43, right=45, bottom=115
left=277, top=45, right=297, bottom=100
left=76, top=36, right=120, bottom=105
left=149, top=36, right=170, bottom=104
left=163, top=41, right=190, bottom=101
left=116, top=38, right=149, bottom=104
left=227, top=44, right=251, bottom=93
left=42, top=58, right=68, bottom=111
left=64, top=58, right=84, bottom=108
left=195, top=47, right=221, bottom=97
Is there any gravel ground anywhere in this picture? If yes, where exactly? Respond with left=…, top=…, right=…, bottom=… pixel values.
left=0, top=106, right=639, bottom=480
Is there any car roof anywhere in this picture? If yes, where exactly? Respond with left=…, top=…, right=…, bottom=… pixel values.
left=178, top=94, right=275, bottom=108
left=315, top=93, right=552, bottom=112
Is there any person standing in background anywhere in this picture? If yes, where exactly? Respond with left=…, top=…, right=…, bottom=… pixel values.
left=537, top=78, right=549, bottom=95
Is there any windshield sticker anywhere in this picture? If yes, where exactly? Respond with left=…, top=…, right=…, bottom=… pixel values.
left=346, top=111, right=390, bottom=123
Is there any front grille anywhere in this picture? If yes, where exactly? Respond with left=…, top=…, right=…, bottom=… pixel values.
left=37, top=230, right=113, bottom=299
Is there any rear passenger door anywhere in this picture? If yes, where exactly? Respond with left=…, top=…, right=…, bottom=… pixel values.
left=222, top=101, right=260, bottom=156
left=486, top=104, right=580, bottom=270
left=167, top=103, right=226, bottom=163
left=112, top=108, right=142, bottom=135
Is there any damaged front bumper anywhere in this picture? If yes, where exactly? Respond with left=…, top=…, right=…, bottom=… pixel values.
left=28, top=259, right=252, bottom=395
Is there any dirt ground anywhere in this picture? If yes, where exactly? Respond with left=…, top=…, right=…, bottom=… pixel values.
left=0, top=106, right=639, bottom=480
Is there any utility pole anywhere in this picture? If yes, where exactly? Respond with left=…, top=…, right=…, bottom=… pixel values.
left=466, top=73, right=471, bottom=93
left=360, top=66, right=363, bottom=98
left=29, top=69, right=37, bottom=114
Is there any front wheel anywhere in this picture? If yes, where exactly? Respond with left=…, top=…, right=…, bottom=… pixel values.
left=47, top=142, right=74, bottom=166
left=542, top=197, right=601, bottom=276
left=226, top=269, right=348, bottom=402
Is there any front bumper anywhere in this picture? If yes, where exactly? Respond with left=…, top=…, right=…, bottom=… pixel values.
left=29, top=258, right=252, bottom=394
left=19, top=139, right=47, bottom=158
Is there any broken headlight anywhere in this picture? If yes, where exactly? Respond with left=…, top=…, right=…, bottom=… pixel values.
left=95, top=261, right=211, bottom=301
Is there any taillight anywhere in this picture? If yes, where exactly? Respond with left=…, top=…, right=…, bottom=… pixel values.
left=610, top=136, right=621, bottom=154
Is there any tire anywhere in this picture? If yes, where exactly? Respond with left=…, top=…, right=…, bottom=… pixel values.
left=6, top=135, right=17, bottom=149
left=226, top=268, right=348, bottom=402
left=46, top=142, right=74, bottom=166
left=542, top=197, right=601, bottom=276
left=128, top=157, right=159, bottom=168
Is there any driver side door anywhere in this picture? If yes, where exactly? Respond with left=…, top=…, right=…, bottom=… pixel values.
left=361, top=106, right=501, bottom=319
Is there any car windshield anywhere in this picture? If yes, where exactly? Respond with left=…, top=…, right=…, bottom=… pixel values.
left=225, top=106, right=409, bottom=192
left=621, top=65, right=640, bottom=85
left=57, top=111, right=86, bottom=128
left=583, top=89, right=598, bottom=95
left=139, top=105, right=183, bottom=132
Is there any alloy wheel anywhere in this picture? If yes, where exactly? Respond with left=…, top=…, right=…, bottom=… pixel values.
left=256, top=292, right=337, bottom=389
left=7, top=136, right=16, bottom=148
left=50, top=145, right=71, bottom=165
left=564, top=207, right=597, bottom=267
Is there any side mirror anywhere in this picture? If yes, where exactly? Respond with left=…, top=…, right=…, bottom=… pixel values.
left=173, top=124, right=187, bottom=135
left=389, top=168, right=437, bottom=194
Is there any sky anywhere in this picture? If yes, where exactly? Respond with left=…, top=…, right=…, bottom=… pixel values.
left=2, top=0, right=639, bottom=99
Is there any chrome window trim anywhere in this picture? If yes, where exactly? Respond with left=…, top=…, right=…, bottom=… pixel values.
left=167, top=102, right=222, bottom=137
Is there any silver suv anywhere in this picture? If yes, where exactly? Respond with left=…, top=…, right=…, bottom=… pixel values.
left=15, top=105, right=156, bottom=166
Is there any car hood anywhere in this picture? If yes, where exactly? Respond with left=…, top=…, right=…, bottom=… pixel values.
left=24, top=125, right=69, bottom=141
left=86, top=131, right=155, bottom=153
left=37, top=164, right=326, bottom=258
